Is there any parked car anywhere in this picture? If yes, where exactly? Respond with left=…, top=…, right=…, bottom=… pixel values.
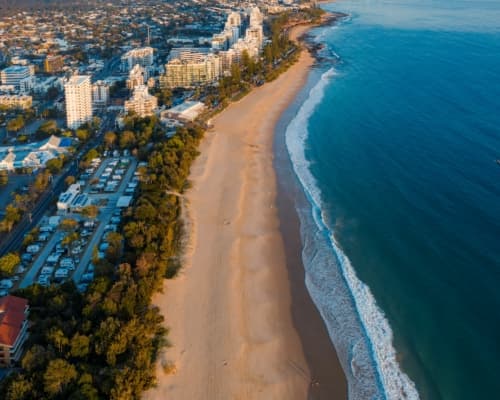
left=80, top=273, right=94, bottom=283
left=27, top=244, right=40, bottom=254
left=37, top=275, right=50, bottom=286
left=71, top=246, right=83, bottom=255
left=21, top=253, right=33, bottom=262
left=0, top=279, right=14, bottom=289
left=99, top=243, right=109, bottom=252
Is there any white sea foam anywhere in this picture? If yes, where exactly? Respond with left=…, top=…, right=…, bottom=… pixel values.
left=285, top=67, right=420, bottom=400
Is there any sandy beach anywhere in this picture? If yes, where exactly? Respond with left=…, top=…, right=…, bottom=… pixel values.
left=144, top=23, right=346, bottom=400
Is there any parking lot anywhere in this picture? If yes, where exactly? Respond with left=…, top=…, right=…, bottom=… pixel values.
left=0, top=153, right=140, bottom=296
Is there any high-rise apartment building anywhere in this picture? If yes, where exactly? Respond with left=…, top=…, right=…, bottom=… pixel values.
left=124, top=85, right=157, bottom=117
left=161, top=54, right=221, bottom=89
left=92, top=80, right=110, bottom=110
left=126, top=64, right=146, bottom=90
left=64, top=75, right=92, bottom=129
left=121, top=47, right=154, bottom=72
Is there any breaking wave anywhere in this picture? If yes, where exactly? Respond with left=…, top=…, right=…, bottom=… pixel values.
left=284, top=67, right=420, bottom=400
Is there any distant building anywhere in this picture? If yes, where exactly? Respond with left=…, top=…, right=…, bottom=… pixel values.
left=0, top=295, right=29, bottom=367
left=0, top=66, right=35, bottom=92
left=0, top=95, right=32, bottom=110
left=124, top=85, right=157, bottom=117
left=92, top=80, right=110, bottom=110
left=249, top=6, right=264, bottom=27
left=64, top=75, right=92, bottom=129
left=121, top=47, right=154, bottom=72
left=44, top=55, right=64, bottom=74
left=168, top=47, right=211, bottom=62
left=126, top=64, right=146, bottom=90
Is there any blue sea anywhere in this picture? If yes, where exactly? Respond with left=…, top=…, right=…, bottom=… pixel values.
left=283, top=1, right=500, bottom=398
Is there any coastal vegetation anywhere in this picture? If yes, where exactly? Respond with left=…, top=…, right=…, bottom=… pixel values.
left=0, top=118, right=204, bottom=399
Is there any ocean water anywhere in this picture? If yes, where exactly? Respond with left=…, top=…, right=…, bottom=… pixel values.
left=284, top=1, right=500, bottom=399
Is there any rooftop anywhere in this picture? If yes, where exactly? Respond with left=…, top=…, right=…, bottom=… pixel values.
left=0, top=295, right=28, bottom=348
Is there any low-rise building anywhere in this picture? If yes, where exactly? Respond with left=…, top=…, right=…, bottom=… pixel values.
left=0, top=65, right=34, bottom=90
left=0, top=135, right=71, bottom=171
left=44, top=55, right=64, bottom=74
left=0, top=295, right=29, bottom=367
left=56, top=182, right=81, bottom=212
left=0, top=95, right=32, bottom=109
left=163, top=100, right=206, bottom=122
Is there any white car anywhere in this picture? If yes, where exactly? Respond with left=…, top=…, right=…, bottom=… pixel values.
left=71, top=246, right=83, bottom=255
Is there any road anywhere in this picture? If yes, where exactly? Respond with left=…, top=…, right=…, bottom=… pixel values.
left=19, top=232, right=63, bottom=289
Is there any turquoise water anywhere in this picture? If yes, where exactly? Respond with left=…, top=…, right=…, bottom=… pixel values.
left=285, top=1, right=500, bottom=398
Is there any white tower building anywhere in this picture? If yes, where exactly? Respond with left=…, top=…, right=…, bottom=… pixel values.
left=64, top=75, right=92, bottom=129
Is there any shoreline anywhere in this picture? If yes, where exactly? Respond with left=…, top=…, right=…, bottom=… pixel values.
left=144, top=17, right=346, bottom=400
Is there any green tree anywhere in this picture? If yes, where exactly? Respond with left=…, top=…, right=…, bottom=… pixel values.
left=80, top=205, right=99, bottom=219
left=43, top=359, right=77, bottom=395
left=104, top=131, right=117, bottom=149
left=65, top=175, right=76, bottom=187
left=60, top=218, right=78, bottom=232
left=0, top=170, right=8, bottom=186
left=38, top=120, right=58, bottom=136
left=7, top=115, right=25, bottom=132
left=0, top=205, right=23, bottom=232
left=0, top=253, right=20, bottom=276
left=47, top=327, right=69, bottom=354
left=5, top=375, right=33, bottom=400
left=46, top=157, right=64, bottom=174
left=119, top=130, right=136, bottom=149
left=76, top=128, right=90, bottom=142
left=70, top=333, right=90, bottom=358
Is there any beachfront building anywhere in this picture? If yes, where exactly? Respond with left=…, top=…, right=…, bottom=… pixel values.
left=121, top=47, right=154, bottom=72
left=0, top=295, right=30, bottom=367
left=124, top=85, right=158, bottom=117
left=0, top=95, right=32, bottom=110
left=64, top=75, right=92, bottom=129
left=163, top=100, right=206, bottom=122
left=161, top=53, right=221, bottom=89
left=0, top=135, right=71, bottom=171
left=92, top=80, right=110, bottom=110
left=0, top=65, right=35, bottom=91
left=126, top=64, right=146, bottom=90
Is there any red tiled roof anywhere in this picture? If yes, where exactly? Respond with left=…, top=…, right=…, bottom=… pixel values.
left=0, top=295, right=28, bottom=347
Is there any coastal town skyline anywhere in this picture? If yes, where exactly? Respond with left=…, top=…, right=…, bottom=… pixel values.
left=1, top=0, right=498, bottom=399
